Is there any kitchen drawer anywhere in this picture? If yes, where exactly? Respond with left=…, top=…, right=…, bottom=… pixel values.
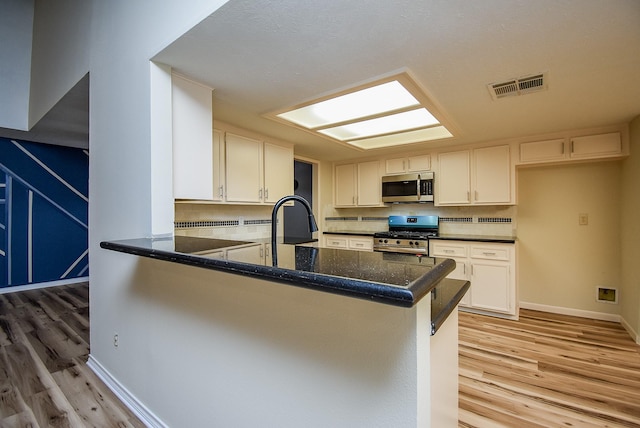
left=349, top=238, right=373, bottom=251
left=430, top=242, right=467, bottom=258
left=325, top=236, right=349, bottom=248
left=470, top=245, right=510, bottom=261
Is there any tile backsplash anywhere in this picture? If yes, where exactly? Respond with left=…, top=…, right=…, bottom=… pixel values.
left=323, top=204, right=517, bottom=237
left=175, top=204, right=274, bottom=240
left=175, top=202, right=517, bottom=240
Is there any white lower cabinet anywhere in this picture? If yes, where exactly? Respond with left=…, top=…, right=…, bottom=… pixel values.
left=430, top=240, right=517, bottom=319
left=324, top=235, right=373, bottom=252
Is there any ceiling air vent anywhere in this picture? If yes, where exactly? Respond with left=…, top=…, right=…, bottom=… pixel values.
left=488, top=73, right=547, bottom=100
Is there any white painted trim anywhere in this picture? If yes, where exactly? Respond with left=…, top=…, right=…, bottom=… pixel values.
left=28, top=189, right=33, bottom=282
left=87, top=355, right=167, bottom=428
left=519, top=301, right=621, bottom=322
left=0, top=276, right=89, bottom=294
left=620, top=316, right=640, bottom=345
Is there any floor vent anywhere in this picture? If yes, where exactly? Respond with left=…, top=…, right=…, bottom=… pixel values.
left=488, top=73, right=547, bottom=100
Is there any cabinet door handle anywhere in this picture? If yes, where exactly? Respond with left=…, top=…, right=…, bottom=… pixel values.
left=482, top=251, right=497, bottom=256
left=259, top=188, right=263, bottom=200
left=443, top=249, right=455, bottom=254
left=219, top=186, right=224, bottom=198
left=571, top=140, right=575, bottom=153
left=561, top=142, right=565, bottom=155
left=265, top=188, right=269, bottom=199
left=475, top=190, right=479, bottom=201
left=467, top=191, right=470, bottom=202
left=260, top=247, right=264, bottom=258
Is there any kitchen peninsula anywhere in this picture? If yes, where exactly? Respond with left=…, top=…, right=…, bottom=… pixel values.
left=101, top=235, right=468, bottom=427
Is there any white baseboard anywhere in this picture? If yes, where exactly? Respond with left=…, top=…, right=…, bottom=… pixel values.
left=87, top=355, right=168, bottom=428
left=0, top=277, right=89, bottom=294
left=519, top=301, right=640, bottom=344
left=519, top=301, right=621, bottom=322
left=619, top=317, right=640, bottom=345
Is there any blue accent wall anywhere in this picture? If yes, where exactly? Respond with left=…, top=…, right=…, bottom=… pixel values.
left=0, top=138, right=88, bottom=288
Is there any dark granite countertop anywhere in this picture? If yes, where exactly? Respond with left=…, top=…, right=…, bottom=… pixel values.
left=100, top=236, right=469, bottom=335
left=323, top=231, right=378, bottom=237
left=324, top=230, right=516, bottom=243
left=430, top=234, right=517, bottom=243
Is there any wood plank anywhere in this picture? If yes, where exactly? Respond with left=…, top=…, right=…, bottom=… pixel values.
left=459, top=309, right=640, bottom=428
left=0, top=283, right=144, bottom=428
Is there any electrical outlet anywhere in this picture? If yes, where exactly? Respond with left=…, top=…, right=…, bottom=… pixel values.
left=113, top=334, right=119, bottom=348
left=579, top=213, right=588, bottom=225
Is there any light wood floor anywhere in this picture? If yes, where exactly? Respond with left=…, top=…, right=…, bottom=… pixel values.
left=0, top=282, right=145, bottom=428
left=459, top=309, right=640, bottom=428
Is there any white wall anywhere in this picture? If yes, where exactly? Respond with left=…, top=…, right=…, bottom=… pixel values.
left=82, top=1, right=431, bottom=427
left=517, top=161, right=622, bottom=316
left=0, top=0, right=33, bottom=130
left=104, top=256, right=428, bottom=427
left=28, top=0, right=91, bottom=128
left=621, top=116, right=640, bottom=340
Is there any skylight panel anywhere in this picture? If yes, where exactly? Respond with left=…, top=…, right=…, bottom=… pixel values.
left=318, top=108, right=439, bottom=141
left=268, top=73, right=454, bottom=150
left=276, top=81, right=419, bottom=128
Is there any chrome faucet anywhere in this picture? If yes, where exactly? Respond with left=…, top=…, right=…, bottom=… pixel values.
left=271, top=195, right=318, bottom=266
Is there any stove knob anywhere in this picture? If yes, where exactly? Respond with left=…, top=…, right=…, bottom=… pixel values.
left=384, top=239, right=388, bottom=244
left=396, top=240, right=401, bottom=245
left=409, top=241, right=414, bottom=246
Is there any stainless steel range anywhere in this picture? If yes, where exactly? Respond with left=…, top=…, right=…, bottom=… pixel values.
left=373, top=215, right=439, bottom=255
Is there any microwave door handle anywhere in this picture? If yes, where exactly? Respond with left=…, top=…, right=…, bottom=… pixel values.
left=416, top=175, right=421, bottom=200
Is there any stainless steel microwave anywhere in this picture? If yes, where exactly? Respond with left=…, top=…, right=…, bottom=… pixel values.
left=381, top=172, right=434, bottom=203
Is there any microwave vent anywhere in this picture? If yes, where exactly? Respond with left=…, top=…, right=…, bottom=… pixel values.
left=488, top=73, right=547, bottom=100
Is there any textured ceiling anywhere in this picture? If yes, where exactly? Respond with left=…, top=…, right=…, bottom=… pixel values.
left=154, top=0, right=640, bottom=161
left=12, top=1, right=640, bottom=159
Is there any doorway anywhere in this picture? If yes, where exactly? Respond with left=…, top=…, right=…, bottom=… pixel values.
left=284, top=160, right=314, bottom=242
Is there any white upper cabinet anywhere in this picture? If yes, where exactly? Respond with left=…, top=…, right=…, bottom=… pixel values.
left=211, top=129, right=225, bottom=201
left=473, top=145, right=511, bottom=204
left=437, top=145, right=513, bottom=206
left=263, top=142, right=294, bottom=203
left=569, top=132, right=622, bottom=159
left=436, top=150, right=471, bottom=205
left=519, top=138, right=566, bottom=164
left=225, top=133, right=263, bottom=203
left=357, top=161, right=382, bottom=206
left=172, top=74, right=213, bottom=200
left=334, top=164, right=357, bottom=207
left=519, top=132, right=623, bottom=165
left=224, top=132, right=293, bottom=204
left=385, top=154, right=431, bottom=174
left=334, top=161, right=382, bottom=207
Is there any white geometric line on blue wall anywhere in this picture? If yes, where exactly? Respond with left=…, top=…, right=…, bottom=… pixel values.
left=0, top=164, right=88, bottom=230
left=12, top=140, right=89, bottom=203
left=78, top=264, right=88, bottom=276
left=62, top=248, right=88, bottom=279
left=28, top=190, right=33, bottom=283
left=6, top=176, right=12, bottom=284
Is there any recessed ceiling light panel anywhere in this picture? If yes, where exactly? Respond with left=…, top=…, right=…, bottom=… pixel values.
left=318, top=108, right=439, bottom=141
left=268, top=73, right=454, bottom=150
